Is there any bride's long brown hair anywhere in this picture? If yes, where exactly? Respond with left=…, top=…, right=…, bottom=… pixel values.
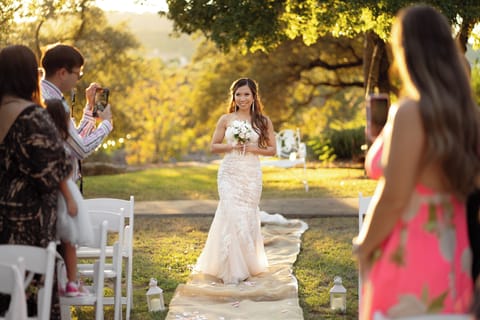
left=228, top=78, right=269, bottom=148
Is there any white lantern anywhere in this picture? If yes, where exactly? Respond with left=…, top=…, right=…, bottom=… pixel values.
left=146, top=278, right=165, bottom=312
left=329, top=276, right=347, bottom=312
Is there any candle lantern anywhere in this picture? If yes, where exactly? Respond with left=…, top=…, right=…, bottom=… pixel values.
left=329, top=276, right=347, bottom=312
left=146, top=278, right=165, bottom=312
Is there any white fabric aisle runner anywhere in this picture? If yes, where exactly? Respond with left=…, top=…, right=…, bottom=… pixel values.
left=166, top=211, right=309, bottom=320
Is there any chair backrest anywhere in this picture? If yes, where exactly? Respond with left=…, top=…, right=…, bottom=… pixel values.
left=84, top=196, right=134, bottom=221
left=0, top=259, right=27, bottom=320
left=357, top=192, right=372, bottom=308
left=377, top=315, right=471, bottom=320
left=88, top=209, right=125, bottom=247
left=84, top=196, right=134, bottom=257
left=276, top=129, right=301, bottom=158
left=358, top=192, right=372, bottom=232
left=0, top=242, right=56, bottom=320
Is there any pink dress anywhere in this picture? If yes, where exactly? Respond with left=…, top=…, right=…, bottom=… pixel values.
left=362, top=137, right=473, bottom=319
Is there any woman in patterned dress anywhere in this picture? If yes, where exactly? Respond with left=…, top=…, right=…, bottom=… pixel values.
left=353, top=5, right=480, bottom=319
left=0, top=45, right=72, bottom=319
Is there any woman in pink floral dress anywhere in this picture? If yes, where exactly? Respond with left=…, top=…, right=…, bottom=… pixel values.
left=353, top=5, right=479, bottom=319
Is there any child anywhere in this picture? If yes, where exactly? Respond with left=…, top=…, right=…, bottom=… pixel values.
left=45, top=98, right=92, bottom=296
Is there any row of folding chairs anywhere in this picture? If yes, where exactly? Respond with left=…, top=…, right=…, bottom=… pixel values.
left=0, top=196, right=134, bottom=320
left=61, top=195, right=135, bottom=320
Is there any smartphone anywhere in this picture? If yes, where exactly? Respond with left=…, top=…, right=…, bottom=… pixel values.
left=366, top=93, right=389, bottom=143
left=93, top=88, right=109, bottom=117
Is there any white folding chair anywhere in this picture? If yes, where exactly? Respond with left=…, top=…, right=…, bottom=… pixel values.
left=78, top=196, right=134, bottom=320
left=358, top=192, right=372, bottom=307
left=0, top=241, right=56, bottom=320
left=374, top=313, right=471, bottom=320
left=358, top=192, right=372, bottom=233
left=79, top=210, right=124, bottom=320
left=60, top=212, right=115, bottom=320
left=0, top=259, right=27, bottom=320
left=264, top=129, right=309, bottom=191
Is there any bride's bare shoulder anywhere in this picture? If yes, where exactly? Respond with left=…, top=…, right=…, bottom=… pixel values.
left=217, top=113, right=233, bottom=127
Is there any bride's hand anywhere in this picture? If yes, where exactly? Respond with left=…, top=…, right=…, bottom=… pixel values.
left=230, top=143, right=243, bottom=152
left=243, top=143, right=257, bottom=154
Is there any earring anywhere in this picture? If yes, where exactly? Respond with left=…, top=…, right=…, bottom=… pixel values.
left=251, top=102, right=255, bottom=113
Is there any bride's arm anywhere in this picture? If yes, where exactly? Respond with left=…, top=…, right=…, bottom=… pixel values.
left=246, top=117, right=277, bottom=156
left=210, top=114, right=241, bottom=154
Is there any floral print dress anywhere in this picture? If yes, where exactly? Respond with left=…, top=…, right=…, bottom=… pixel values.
left=0, top=105, right=72, bottom=319
left=361, top=136, right=473, bottom=319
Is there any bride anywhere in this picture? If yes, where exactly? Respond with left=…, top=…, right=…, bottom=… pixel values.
left=194, top=78, right=277, bottom=284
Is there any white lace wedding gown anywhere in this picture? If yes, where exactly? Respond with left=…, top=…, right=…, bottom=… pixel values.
left=195, top=122, right=268, bottom=284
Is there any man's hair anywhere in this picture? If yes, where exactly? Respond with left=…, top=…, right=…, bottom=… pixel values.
left=41, top=43, right=84, bottom=77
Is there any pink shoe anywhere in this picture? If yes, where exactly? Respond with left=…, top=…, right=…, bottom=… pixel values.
left=65, top=281, right=90, bottom=297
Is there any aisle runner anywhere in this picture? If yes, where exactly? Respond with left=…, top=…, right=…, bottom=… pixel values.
left=166, top=212, right=309, bottom=320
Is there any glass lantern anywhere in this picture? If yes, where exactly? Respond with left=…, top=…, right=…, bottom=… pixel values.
left=329, top=276, right=347, bottom=312
left=146, top=278, right=165, bottom=312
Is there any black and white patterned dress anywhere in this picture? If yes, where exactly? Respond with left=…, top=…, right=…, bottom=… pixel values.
left=0, top=105, right=72, bottom=319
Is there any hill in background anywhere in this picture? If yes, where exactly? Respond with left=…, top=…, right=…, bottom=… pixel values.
left=105, top=11, right=199, bottom=63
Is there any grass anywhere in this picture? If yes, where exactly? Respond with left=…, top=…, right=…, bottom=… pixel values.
left=82, top=164, right=376, bottom=200
left=74, top=163, right=375, bottom=319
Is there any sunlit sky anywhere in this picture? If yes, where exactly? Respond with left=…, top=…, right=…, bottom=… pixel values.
left=96, top=0, right=168, bottom=13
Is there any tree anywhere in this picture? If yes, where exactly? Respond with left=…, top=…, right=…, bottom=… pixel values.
left=0, top=0, right=21, bottom=45
left=7, top=1, right=142, bottom=141
left=122, top=59, right=198, bottom=164
left=186, top=33, right=364, bottom=121
left=161, top=0, right=480, bottom=95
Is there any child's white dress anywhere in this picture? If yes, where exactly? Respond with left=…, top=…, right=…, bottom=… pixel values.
left=56, top=179, right=93, bottom=246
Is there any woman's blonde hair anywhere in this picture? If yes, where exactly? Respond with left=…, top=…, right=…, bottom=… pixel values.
left=391, top=4, right=480, bottom=197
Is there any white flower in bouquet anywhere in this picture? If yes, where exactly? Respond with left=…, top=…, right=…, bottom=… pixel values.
left=232, top=120, right=252, bottom=145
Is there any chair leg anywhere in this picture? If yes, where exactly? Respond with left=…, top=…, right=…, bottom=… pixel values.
left=114, top=275, right=122, bottom=320
left=94, top=261, right=104, bottom=320
left=60, top=305, right=72, bottom=320
left=126, top=259, right=133, bottom=320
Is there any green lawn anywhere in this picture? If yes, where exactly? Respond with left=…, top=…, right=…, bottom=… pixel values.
left=82, top=164, right=376, bottom=200
left=75, top=164, right=376, bottom=319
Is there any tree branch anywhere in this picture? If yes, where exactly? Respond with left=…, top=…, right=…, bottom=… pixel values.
left=300, top=57, right=363, bottom=71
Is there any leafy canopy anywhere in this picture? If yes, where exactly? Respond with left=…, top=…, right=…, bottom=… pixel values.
left=162, top=0, right=480, bottom=52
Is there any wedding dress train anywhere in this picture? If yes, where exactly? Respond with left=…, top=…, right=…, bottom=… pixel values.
left=194, top=123, right=268, bottom=284
left=171, top=122, right=307, bottom=319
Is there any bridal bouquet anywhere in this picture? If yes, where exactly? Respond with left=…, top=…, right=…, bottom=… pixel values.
left=231, top=120, right=252, bottom=155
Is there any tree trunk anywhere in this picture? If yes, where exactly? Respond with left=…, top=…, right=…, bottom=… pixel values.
left=34, top=20, right=45, bottom=59
left=457, top=20, right=474, bottom=54
left=363, top=31, right=391, bottom=96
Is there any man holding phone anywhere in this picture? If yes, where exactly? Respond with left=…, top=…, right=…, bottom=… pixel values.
left=40, top=43, right=113, bottom=184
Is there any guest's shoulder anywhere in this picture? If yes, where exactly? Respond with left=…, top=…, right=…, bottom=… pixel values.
left=18, top=104, right=56, bottom=132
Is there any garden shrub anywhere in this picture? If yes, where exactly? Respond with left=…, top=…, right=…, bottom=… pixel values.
left=308, top=127, right=365, bottom=162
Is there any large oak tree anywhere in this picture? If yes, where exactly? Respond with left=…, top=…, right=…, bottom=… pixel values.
left=161, top=0, right=480, bottom=95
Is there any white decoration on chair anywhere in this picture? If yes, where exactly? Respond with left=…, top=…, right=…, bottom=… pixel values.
left=277, top=129, right=299, bottom=158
